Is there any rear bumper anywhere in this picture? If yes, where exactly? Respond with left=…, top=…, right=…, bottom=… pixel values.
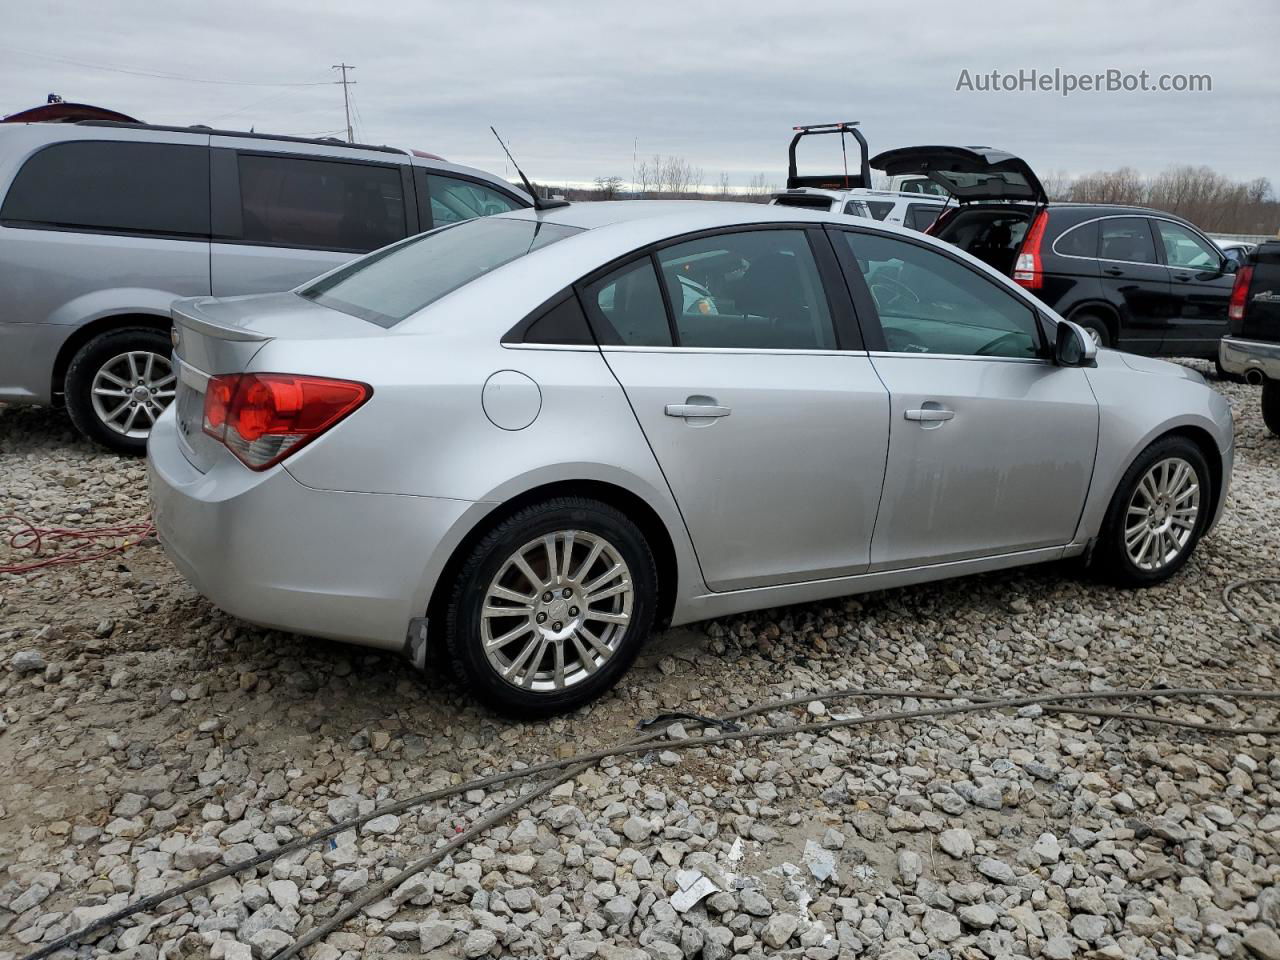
left=146, top=411, right=477, bottom=651
left=1219, top=336, right=1280, bottom=381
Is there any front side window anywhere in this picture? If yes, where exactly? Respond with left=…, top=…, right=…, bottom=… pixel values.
left=428, top=175, right=522, bottom=226
left=1099, top=217, right=1157, bottom=264
left=300, top=216, right=580, bottom=327
left=1, top=140, right=209, bottom=237
left=655, top=230, right=837, bottom=350
left=238, top=154, right=406, bottom=252
left=843, top=232, right=1040, bottom=359
left=1156, top=220, right=1220, bottom=269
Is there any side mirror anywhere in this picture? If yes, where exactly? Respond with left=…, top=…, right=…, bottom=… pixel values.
left=1055, top=320, right=1097, bottom=367
left=1222, top=258, right=1238, bottom=275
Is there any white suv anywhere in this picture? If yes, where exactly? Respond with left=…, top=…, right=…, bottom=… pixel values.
left=768, top=122, right=952, bottom=231
left=771, top=186, right=953, bottom=231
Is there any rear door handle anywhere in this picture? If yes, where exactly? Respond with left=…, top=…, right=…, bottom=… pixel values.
left=905, top=407, right=955, bottom=422
left=665, top=397, right=731, bottom=418
left=1103, top=267, right=1124, bottom=277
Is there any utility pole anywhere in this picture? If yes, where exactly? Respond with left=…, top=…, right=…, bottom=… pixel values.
left=331, top=63, right=356, bottom=142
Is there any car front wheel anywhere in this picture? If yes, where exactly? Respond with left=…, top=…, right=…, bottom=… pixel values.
left=445, top=497, right=658, bottom=716
left=65, top=327, right=176, bottom=455
left=1094, top=436, right=1210, bottom=586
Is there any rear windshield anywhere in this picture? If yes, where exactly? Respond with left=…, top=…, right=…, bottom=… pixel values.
left=299, top=216, right=582, bottom=327
left=772, top=194, right=835, bottom=211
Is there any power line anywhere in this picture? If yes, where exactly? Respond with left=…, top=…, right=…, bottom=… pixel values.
left=0, top=45, right=331, bottom=87
left=331, top=63, right=355, bottom=143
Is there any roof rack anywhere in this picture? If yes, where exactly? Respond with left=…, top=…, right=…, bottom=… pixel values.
left=787, top=121, right=871, bottom=191
left=72, top=120, right=407, bottom=156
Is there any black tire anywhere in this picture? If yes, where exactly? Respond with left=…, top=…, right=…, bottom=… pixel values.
left=445, top=497, right=658, bottom=717
left=65, top=327, right=174, bottom=456
left=1094, top=435, right=1211, bottom=587
left=1263, top=379, right=1280, bottom=437
left=1070, top=311, right=1112, bottom=349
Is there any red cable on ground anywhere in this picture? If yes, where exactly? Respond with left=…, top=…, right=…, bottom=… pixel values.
left=0, top=514, right=155, bottom=575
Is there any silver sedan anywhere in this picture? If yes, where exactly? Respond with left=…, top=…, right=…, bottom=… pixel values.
left=147, top=201, right=1234, bottom=715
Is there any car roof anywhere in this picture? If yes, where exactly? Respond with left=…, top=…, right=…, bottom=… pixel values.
left=0, top=120, right=530, bottom=203
left=772, top=187, right=951, bottom=204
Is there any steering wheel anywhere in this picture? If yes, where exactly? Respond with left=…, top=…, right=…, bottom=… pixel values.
left=974, top=332, right=1026, bottom=357
left=869, top=278, right=920, bottom=311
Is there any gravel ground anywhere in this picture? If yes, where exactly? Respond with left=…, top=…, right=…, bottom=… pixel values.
left=1, top=364, right=1278, bottom=960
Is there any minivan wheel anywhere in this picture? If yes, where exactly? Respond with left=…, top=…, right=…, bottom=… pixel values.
left=65, top=327, right=176, bottom=456
left=1071, top=312, right=1111, bottom=349
left=1094, top=436, right=1210, bottom=587
left=445, top=497, right=658, bottom=716
left=1263, top=379, right=1280, bottom=437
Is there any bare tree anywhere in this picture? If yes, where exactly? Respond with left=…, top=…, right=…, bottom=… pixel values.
left=716, top=172, right=731, bottom=198
left=745, top=173, right=776, bottom=201
left=593, top=176, right=624, bottom=200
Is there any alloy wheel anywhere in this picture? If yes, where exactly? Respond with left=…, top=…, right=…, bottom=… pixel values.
left=90, top=351, right=176, bottom=438
left=1124, top=457, right=1201, bottom=571
left=481, top=530, right=633, bottom=692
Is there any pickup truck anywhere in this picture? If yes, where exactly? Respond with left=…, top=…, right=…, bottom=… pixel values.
left=1219, top=240, right=1280, bottom=435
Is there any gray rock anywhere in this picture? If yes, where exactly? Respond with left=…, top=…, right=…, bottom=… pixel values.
left=464, top=928, right=498, bottom=957
left=762, top=912, right=800, bottom=948
left=11, top=650, right=47, bottom=674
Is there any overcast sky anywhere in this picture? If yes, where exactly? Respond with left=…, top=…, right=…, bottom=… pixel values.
left=3, top=0, right=1277, bottom=192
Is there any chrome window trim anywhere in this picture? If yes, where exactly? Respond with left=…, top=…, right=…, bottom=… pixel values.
left=501, top=342, right=598, bottom=352
left=1051, top=213, right=1224, bottom=270
left=866, top=350, right=1049, bottom=365
left=597, top=345, right=867, bottom=358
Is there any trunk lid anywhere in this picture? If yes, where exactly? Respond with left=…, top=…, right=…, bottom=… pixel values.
left=870, top=145, right=1047, bottom=204
left=170, top=292, right=383, bottom=472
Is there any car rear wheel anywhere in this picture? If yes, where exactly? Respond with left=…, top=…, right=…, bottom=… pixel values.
left=1094, top=436, right=1210, bottom=586
left=1071, top=312, right=1111, bottom=349
left=1263, top=379, right=1280, bottom=437
left=445, top=497, right=657, bottom=716
left=65, top=327, right=176, bottom=456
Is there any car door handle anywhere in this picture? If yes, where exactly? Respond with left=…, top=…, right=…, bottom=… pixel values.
left=1173, top=272, right=1192, bottom=282
left=1103, top=267, right=1124, bottom=277
left=665, top=399, right=731, bottom=418
left=905, top=407, right=955, bottom=422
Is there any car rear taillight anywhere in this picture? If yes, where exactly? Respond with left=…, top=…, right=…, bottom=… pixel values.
left=1228, top=264, right=1254, bottom=321
left=202, top=373, right=371, bottom=470
left=1012, top=209, right=1049, bottom=289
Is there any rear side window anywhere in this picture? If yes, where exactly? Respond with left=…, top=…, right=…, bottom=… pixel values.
left=300, top=216, right=581, bottom=327
left=655, top=230, right=836, bottom=350
left=904, top=204, right=944, bottom=231
left=1099, top=217, right=1156, bottom=264
left=237, top=154, right=406, bottom=253
left=866, top=201, right=895, bottom=221
left=1, top=140, right=209, bottom=237
left=428, top=175, right=522, bottom=226
left=584, top=259, right=673, bottom=347
left=1053, top=219, right=1099, bottom=258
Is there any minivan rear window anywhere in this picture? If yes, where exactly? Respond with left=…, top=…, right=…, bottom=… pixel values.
left=1, top=140, right=210, bottom=238
left=299, top=216, right=582, bottom=328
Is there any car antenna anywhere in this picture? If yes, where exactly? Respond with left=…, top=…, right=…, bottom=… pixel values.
left=490, top=126, right=569, bottom=211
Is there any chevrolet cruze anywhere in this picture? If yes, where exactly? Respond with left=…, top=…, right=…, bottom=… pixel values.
left=148, top=201, right=1234, bottom=714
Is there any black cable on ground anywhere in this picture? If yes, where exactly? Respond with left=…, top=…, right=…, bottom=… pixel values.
left=1223, top=577, right=1280, bottom=643
left=21, top=685, right=1280, bottom=960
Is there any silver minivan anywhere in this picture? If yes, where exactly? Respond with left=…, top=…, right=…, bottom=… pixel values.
left=0, top=121, right=530, bottom=452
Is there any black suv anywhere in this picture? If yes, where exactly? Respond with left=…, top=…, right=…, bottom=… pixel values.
left=872, top=146, right=1237, bottom=359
